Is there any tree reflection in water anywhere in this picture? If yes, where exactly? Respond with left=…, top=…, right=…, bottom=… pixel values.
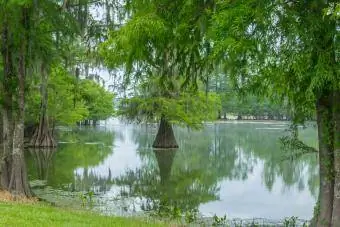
left=28, top=148, right=56, bottom=182
left=26, top=128, right=115, bottom=193
left=25, top=123, right=318, bottom=218
left=114, top=148, right=219, bottom=217
left=114, top=123, right=318, bottom=216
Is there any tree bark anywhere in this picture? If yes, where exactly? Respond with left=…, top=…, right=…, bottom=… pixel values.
left=152, top=117, right=178, bottom=149
left=315, top=92, right=334, bottom=227
left=1, top=108, right=12, bottom=190
left=30, top=63, right=56, bottom=147
left=0, top=112, right=2, bottom=145
left=0, top=19, right=14, bottom=190
left=332, top=90, right=340, bottom=226
left=9, top=10, right=32, bottom=196
left=10, top=123, right=32, bottom=197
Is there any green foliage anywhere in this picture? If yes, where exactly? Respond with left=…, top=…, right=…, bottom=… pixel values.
left=119, top=91, right=220, bottom=128
left=184, top=209, right=199, bottom=224
left=78, top=190, right=95, bottom=207
left=206, top=72, right=290, bottom=119
left=210, top=0, right=339, bottom=123
left=222, top=93, right=289, bottom=119
left=48, top=67, right=89, bottom=126
left=283, top=216, right=298, bottom=227
left=100, top=13, right=167, bottom=73
left=100, top=0, right=213, bottom=85
left=79, top=79, right=115, bottom=121
left=26, top=66, right=89, bottom=126
left=212, top=214, right=227, bottom=226
left=26, top=66, right=115, bottom=126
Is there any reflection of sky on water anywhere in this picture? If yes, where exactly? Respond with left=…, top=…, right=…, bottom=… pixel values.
left=200, top=161, right=314, bottom=220
left=75, top=125, right=143, bottom=179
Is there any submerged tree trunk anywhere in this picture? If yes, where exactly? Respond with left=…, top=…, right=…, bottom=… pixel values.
left=30, top=63, right=56, bottom=147
left=315, top=92, right=334, bottom=227
left=152, top=117, right=178, bottom=149
left=332, top=90, right=340, bottom=226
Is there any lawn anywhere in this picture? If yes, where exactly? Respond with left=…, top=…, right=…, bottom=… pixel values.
left=0, top=202, right=168, bottom=227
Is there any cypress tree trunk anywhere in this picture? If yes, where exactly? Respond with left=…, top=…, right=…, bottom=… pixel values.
left=1, top=108, right=13, bottom=190
left=0, top=110, right=2, bottom=188
left=0, top=20, right=14, bottom=190
left=8, top=11, right=32, bottom=196
left=152, top=117, right=178, bottom=149
left=0, top=75, right=13, bottom=190
left=332, top=90, right=340, bottom=226
left=315, top=92, right=334, bottom=227
left=30, top=63, right=56, bottom=148
left=0, top=112, right=2, bottom=145
left=10, top=122, right=32, bottom=196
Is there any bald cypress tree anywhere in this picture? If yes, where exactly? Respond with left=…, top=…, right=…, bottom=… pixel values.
left=100, top=0, right=219, bottom=148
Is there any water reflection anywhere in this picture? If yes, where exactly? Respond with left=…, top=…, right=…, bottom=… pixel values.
left=27, top=128, right=115, bottom=192
left=28, top=148, right=56, bottom=181
left=114, top=148, right=219, bottom=216
left=25, top=122, right=318, bottom=219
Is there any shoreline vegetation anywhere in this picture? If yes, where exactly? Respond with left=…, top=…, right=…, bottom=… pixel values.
left=1, top=190, right=310, bottom=227
left=0, top=199, right=310, bottom=227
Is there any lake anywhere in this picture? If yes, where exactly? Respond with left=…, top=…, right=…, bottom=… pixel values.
left=25, top=119, right=318, bottom=221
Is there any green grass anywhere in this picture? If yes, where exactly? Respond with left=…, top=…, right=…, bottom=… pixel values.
left=0, top=202, right=167, bottom=227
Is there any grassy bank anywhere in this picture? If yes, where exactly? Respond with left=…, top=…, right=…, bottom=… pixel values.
left=0, top=202, right=167, bottom=227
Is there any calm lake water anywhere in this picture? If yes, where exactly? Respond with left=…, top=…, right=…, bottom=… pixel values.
left=25, top=119, right=318, bottom=220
